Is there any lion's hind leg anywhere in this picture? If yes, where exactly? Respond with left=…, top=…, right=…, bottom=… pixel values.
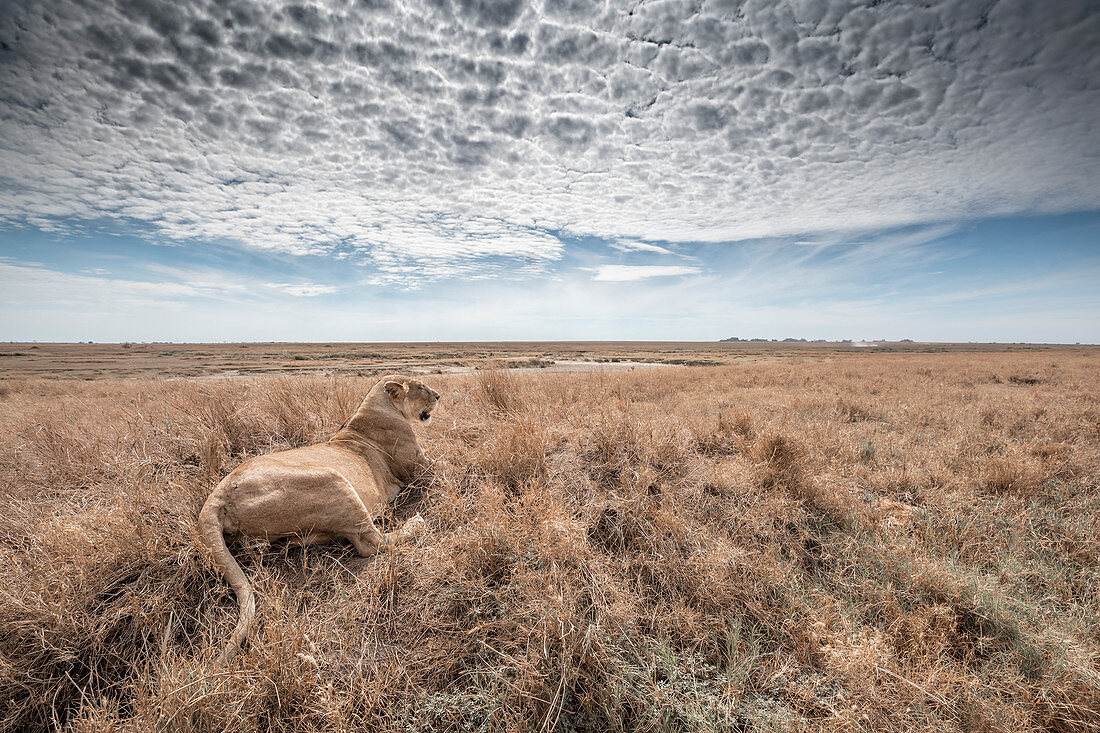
left=343, top=514, right=427, bottom=558
left=343, top=521, right=388, bottom=558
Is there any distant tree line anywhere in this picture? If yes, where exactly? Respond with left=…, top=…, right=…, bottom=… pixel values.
left=720, top=337, right=915, bottom=343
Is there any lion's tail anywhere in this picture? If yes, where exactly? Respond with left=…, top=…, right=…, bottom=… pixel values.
left=198, top=493, right=255, bottom=663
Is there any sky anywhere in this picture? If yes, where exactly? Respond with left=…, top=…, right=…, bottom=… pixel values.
left=1, top=0, right=1098, bottom=342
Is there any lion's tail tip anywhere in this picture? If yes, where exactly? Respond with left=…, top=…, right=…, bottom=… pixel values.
left=198, top=494, right=256, bottom=664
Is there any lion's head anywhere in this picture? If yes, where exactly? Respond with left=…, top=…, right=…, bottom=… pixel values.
left=383, top=377, right=441, bottom=425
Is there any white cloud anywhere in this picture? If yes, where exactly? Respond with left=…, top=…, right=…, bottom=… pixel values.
left=0, top=0, right=1097, bottom=285
left=591, top=264, right=701, bottom=281
left=0, top=261, right=338, bottom=308
left=608, top=239, right=677, bottom=255
left=265, top=282, right=338, bottom=297
left=0, top=262, right=205, bottom=310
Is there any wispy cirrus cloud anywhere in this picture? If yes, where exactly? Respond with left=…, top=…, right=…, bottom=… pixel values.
left=0, top=260, right=338, bottom=307
left=607, top=239, right=678, bottom=256
left=0, top=0, right=1097, bottom=286
left=264, top=283, right=338, bottom=297
left=591, top=265, right=702, bottom=282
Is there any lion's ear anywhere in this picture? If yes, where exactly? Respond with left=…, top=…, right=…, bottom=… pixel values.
left=384, top=380, right=408, bottom=399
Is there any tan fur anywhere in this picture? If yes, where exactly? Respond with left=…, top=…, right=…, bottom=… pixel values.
left=197, top=374, right=440, bottom=661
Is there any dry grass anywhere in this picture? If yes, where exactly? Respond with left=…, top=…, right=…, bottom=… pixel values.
left=0, top=340, right=1037, bottom=380
left=1, top=350, right=1099, bottom=731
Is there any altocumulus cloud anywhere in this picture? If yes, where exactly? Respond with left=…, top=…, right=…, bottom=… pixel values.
left=1, top=0, right=1098, bottom=284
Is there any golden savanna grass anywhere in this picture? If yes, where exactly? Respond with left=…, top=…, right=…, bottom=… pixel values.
left=1, top=349, right=1099, bottom=731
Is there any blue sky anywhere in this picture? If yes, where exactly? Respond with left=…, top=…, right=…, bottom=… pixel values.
left=2, top=211, right=1097, bottom=342
left=1, top=0, right=1098, bottom=342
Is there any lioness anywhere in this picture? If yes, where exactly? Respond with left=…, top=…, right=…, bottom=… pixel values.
left=198, top=374, right=439, bottom=660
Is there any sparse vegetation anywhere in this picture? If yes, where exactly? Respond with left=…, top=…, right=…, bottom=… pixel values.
left=1, top=349, right=1098, bottom=731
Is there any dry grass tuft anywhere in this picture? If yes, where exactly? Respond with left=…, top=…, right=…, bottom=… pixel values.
left=835, top=398, right=879, bottom=423
left=979, top=456, right=1041, bottom=495
left=689, top=411, right=754, bottom=455
left=2, top=349, right=1099, bottom=731
left=475, top=364, right=523, bottom=414
left=751, top=433, right=804, bottom=490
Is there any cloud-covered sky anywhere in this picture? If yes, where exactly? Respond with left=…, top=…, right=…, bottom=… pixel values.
left=1, top=0, right=1098, bottom=341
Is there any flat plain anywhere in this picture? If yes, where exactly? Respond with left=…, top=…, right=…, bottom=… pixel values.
left=1, top=343, right=1098, bottom=731
left=0, top=339, right=1036, bottom=379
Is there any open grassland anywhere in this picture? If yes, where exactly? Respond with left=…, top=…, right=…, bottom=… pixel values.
left=0, top=340, right=1044, bottom=379
left=0, top=340, right=773, bottom=379
left=1, top=348, right=1098, bottom=731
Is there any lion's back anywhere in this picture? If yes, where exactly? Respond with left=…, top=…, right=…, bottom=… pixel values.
left=226, top=442, right=372, bottom=485
left=214, top=443, right=383, bottom=533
